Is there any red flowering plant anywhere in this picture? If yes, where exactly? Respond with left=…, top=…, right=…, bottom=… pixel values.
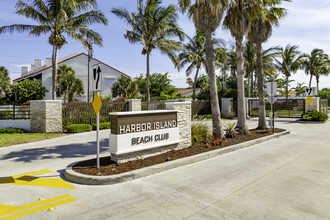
left=114, top=97, right=128, bottom=102
left=209, top=138, right=224, bottom=147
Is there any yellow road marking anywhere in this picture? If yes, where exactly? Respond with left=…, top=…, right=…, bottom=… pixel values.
left=0, top=170, right=75, bottom=189
left=0, top=169, right=52, bottom=181
left=0, top=194, right=76, bottom=220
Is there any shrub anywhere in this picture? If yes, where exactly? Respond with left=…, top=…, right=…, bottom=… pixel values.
left=0, top=127, right=26, bottom=133
left=302, top=111, right=328, bottom=122
left=66, top=124, right=92, bottom=133
left=225, top=122, right=238, bottom=138
left=191, top=121, right=211, bottom=146
left=0, top=110, right=13, bottom=119
left=92, top=122, right=111, bottom=130
left=221, top=112, right=235, bottom=119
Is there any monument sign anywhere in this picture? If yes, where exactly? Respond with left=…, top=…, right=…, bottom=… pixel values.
left=109, top=110, right=181, bottom=159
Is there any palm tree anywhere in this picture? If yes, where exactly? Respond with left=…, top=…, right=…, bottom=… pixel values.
left=294, top=82, right=305, bottom=97
left=177, top=31, right=207, bottom=100
left=0, top=0, right=108, bottom=100
left=57, top=65, right=84, bottom=103
left=215, top=47, right=229, bottom=90
left=301, top=49, right=330, bottom=95
left=275, top=45, right=303, bottom=107
left=223, top=0, right=251, bottom=134
left=301, top=49, right=324, bottom=88
left=247, top=0, right=287, bottom=129
left=315, top=53, right=330, bottom=95
left=112, top=77, right=140, bottom=99
left=112, top=0, right=184, bottom=101
left=244, top=41, right=256, bottom=98
left=0, top=66, right=11, bottom=99
left=178, top=0, right=229, bottom=139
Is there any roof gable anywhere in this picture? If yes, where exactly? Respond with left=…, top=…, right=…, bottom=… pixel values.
left=14, top=53, right=129, bottom=81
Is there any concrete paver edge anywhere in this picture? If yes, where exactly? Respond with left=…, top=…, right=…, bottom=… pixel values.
left=64, top=130, right=290, bottom=185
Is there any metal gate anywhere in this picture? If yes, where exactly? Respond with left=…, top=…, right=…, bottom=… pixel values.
left=248, top=98, right=305, bottom=118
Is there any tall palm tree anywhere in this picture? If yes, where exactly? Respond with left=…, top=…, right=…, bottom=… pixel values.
left=247, top=0, right=287, bottom=129
left=223, top=0, right=251, bottom=134
left=0, top=0, right=107, bottom=100
left=177, top=31, right=207, bottom=100
left=57, top=65, right=84, bottom=103
left=315, top=53, right=330, bottom=95
left=178, top=0, right=229, bottom=139
left=301, top=49, right=324, bottom=88
left=0, top=66, right=11, bottom=99
left=301, top=49, right=330, bottom=95
left=244, top=41, right=256, bottom=98
left=215, top=47, right=229, bottom=90
left=112, top=0, right=184, bottom=101
left=275, top=45, right=303, bottom=107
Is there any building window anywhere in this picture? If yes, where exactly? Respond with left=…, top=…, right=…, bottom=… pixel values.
left=105, top=78, right=116, bottom=87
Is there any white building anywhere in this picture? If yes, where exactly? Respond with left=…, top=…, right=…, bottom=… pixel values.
left=14, top=52, right=129, bottom=101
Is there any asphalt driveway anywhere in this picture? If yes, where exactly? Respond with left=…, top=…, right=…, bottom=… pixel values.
left=0, top=118, right=329, bottom=219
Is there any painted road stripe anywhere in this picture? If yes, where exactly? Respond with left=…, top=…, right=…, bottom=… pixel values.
left=0, top=169, right=52, bottom=180
left=0, top=194, right=76, bottom=220
left=0, top=170, right=75, bottom=189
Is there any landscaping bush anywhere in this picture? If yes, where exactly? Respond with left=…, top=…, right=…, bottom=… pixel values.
left=66, top=124, right=92, bottom=133
left=302, top=111, right=329, bottom=122
left=92, top=122, right=111, bottom=130
left=221, top=112, right=235, bottom=119
left=0, top=110, right=13, bottom=119
left=191, top=121, right=211, bottom=146
left=0, top=127, right=26, bottom=133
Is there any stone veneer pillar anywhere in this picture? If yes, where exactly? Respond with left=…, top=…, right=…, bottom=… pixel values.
left=304, top=97, right=320, bottom=113
left=126, top=99, right=142, bottom=111
left=30, top=100, right=62, bottom=133
left=166, top=100, right=192, bottom=149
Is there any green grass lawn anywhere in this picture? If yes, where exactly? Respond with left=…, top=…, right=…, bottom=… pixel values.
left=0, top=133, right=67, bottom=148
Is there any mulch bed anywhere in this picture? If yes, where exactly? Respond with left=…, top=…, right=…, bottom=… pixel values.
left=73, top=128, right=285, bottom=176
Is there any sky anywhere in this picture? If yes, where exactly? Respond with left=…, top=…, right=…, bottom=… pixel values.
left=0, top=0, right=329, bottom=90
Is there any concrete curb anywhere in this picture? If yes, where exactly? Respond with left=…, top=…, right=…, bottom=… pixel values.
left=64, top=130, right=290, bottom=185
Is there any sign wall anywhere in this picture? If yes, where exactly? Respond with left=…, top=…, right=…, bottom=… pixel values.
left=109, top=111, right=181, bottom=155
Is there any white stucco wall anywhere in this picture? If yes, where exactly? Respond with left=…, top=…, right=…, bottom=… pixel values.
left=0, top=120, right=31, bottom=131
left=41, top=54, right=126, bottom=101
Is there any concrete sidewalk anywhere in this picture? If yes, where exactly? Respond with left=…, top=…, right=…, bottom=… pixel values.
left=0, top=119, right=330, bottom=219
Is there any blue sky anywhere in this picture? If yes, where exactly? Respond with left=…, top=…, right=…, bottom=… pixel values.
left=0, top=0, right=329, bottom=89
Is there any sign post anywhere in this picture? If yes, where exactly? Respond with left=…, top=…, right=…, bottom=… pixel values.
left=305, top=87, right=315, bottom=112
left=92, top=64, right=102, bottom=168
left=267, top=82, right=277, bottom=133
left=92, top=93, right=102, bottom=168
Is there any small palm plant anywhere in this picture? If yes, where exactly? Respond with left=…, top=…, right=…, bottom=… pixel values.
left=225, top=122, right=238, bottom=138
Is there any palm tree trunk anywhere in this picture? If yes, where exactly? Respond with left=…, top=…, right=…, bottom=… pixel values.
left=251, top=71, right=254, bottom=96
left=204, top=31, right=224, bottom=139
left=286, top=75, right=289, bottom=109
left=256, top=42, right=267, bottom=129
left=236, top=37, right=249, bottom=134
left=52, top=45, right=58, bottom=100
left=247, top=73, right=251, bottom=98
left=309, top=73, right=313, bottom=88
left=316, top=75, right=319, bottom=96
left=146, top=52, right=150, bottom=101
left=222, top=69, right=227, bottom=89
left=192, top=67, right=200, bottom=101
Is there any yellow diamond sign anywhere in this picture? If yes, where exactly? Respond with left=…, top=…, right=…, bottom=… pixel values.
left=92, top=93, right=102, bottom=115
left=306, top=96, right=314, bottom=104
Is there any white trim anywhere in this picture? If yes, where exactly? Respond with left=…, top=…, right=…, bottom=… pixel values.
left=110, top=110, right=178, bottom=116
